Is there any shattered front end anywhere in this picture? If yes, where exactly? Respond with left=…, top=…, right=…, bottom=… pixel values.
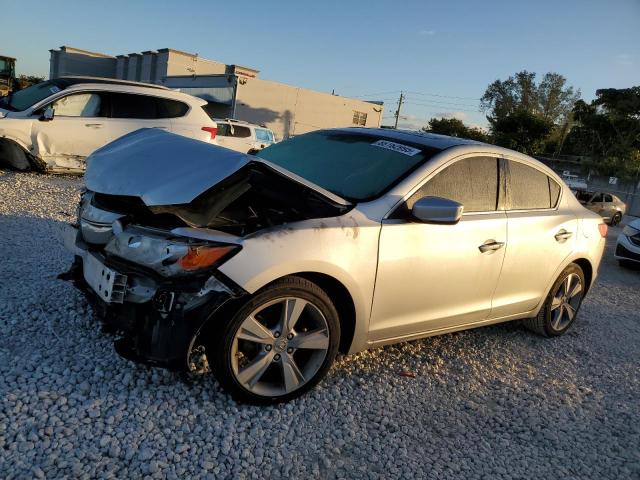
left=62, top=214, right=246, bottom=371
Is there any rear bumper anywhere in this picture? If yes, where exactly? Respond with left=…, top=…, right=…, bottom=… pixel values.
left=61, top=225, right=245, bottom=370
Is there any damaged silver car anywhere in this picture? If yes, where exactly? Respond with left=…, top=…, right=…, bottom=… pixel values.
left=62, top=127, right=606, bottom=404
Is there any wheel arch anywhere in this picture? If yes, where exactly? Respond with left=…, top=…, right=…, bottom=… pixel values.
left=293, top=272, right=357, bottom=354
left=572, top=257, right=593, bottom=295
left=0, top=136, right=42, bottom=171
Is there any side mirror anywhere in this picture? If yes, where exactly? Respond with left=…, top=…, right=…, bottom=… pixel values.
left=411, top=196, right=464, bottom=224
left=39, top=106, right=54, bottom=122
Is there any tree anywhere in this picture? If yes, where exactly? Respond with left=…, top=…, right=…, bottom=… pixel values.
left=564, top=87, right=640, bottom=179
left=422, top=117, right=489, bottom=142
left=17, top=75, right=45, bottom=89
left=480, top=71, right=580, bottom=154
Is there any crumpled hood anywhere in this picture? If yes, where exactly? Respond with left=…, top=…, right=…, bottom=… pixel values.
left=85, top=129, right=251, bottom=206
left=85, top=128, right=347, bottom=207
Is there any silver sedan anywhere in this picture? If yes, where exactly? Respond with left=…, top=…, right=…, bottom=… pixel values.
left=63, top=128, right=607, bottom=403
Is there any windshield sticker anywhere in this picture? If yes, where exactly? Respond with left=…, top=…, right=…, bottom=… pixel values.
left=50, top=86, right=61, bottom=94
left=371, top=139, right=421, bottom=156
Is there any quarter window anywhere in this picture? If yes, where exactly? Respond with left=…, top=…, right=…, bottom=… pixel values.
left=507, top=160, right=561, bottom=210
left=156, top=98, right=189, bottom=118
left=352, top=111, right=367, bottom=126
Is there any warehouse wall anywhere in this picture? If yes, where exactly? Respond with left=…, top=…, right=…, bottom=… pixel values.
left=49, top=47, right=116, bottom=79
left=235, top=77, right=384, bottom=140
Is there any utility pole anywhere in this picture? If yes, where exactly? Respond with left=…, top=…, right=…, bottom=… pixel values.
left=394, top=91, right=404, bottom=129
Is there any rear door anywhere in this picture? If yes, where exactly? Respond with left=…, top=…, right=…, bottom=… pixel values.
left=490, top=159, right=576, bottom=318
left=369, top=156, right=507, bottom=341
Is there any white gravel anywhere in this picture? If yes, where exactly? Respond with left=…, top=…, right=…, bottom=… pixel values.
left=1, top=169, right=639, bottom=479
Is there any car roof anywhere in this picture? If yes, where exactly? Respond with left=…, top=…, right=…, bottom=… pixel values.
left=54, top=78, right=206, bottom=105
left=56, top=76, right=169, bottom=90
left=333, top=127, right=487, bottom=150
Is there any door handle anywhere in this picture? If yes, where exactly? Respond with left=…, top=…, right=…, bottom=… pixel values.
left=85, top=123, right=103, bottom=128
left=554, top=229, right=573, bottom=242
left=478, top=240, right=505, bottom=253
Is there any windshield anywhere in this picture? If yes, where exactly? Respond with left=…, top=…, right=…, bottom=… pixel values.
left=0, top=59, right=10, bottom=74
left=5, top=80, right=66, bottom=111
left=256, top=131, right=440, bottom=201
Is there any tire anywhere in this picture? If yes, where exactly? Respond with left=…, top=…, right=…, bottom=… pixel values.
left=523, top=263, right=586, bottom=337
left=610, top=213, right=622, bottom=226
left=209, top=276, right=340, bottom=404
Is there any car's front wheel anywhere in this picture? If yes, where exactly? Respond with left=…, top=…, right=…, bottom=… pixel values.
left=523, top=263, right=586, bottom=337
left=210, top=276, right=340, bottom=404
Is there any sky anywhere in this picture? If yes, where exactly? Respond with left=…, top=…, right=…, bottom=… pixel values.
left=2, top=0, right=639, bottom=130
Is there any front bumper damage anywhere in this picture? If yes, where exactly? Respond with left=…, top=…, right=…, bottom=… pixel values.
left=60, top=225, right=246, bottom=371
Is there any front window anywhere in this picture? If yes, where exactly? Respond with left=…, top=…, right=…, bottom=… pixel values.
left=256, top=131, right=439, bottom=201
left=0, top=59, right=10, bottom=74
left=52, top=93, right=102, bottom=117
left=3, top=80, right=66, bottom=112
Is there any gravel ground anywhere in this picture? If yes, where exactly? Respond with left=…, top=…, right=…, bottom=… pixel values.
left=1, top=169, right=639, bottom=479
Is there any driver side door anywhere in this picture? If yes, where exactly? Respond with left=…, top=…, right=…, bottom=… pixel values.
left=31, top=91, right=111, bottom=170
left=368, top=156, right=507, bottom=342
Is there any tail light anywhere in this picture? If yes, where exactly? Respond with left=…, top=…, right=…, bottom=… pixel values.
left=202, top=126, right=217, bottom=140
left=598, top=223, right=608, bottom=237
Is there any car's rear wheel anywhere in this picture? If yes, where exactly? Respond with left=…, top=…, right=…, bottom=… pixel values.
left=610, top=212, right=622, bottom=226
left=523, top=264, right=585, bottom=337
left=210, top=276, right=340, bottom=404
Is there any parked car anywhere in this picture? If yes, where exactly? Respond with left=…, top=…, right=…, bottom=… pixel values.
left=561, top=173, right=588, bottom=191
left=615, top=218, right=640, bottom=268
left=575, top=190, right=626, bottom=225
left=213, top=118, right=276, bottom=154
left=61, top=128, right=606, bottom=404
left=0, top=77, right=218, bottom=173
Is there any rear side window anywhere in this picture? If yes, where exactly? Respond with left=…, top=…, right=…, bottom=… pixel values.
left=603, top=194, right=613, bottom=203
left=508, top=160, right=560, bottom=210
left=231, top=125, right=251, bottom=138
left=156, top=98, right=189, bottom=118
left=109, top=93, right=158, bottom=119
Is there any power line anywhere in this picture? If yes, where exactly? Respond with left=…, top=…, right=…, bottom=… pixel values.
left=404, top=97, right=480, bottom=108
left=352, top=90, right=401, bottom=98
left=405, top=90, right=481, bottom=101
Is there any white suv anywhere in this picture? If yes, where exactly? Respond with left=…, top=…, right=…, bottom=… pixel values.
left=213, top=118, right=276, bottom=154
left=0, top=77, right=218, bottom=173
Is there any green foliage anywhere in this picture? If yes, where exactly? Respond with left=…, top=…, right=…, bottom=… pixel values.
left=564, top=87, right=640, bottom=179
left=480, top=71, right=580, bottom=154
left=17, top=75, right=45, bottom=89
left=422, top=117, right=489, bottom=142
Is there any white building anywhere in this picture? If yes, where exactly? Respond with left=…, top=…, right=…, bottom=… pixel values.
left=49, top=46, right=384, bottom=140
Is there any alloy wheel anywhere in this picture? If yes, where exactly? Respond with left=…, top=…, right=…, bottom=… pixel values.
left=549, top=273, right=583, bottom=331
left=230, top=297, right=330, bottom=397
